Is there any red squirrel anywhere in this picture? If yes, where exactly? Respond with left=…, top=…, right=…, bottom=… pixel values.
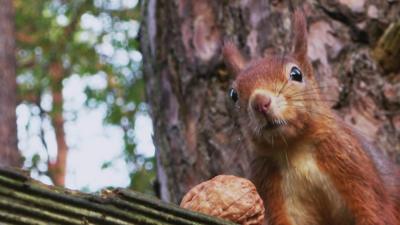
left=223, top=9, right=400, bottom=225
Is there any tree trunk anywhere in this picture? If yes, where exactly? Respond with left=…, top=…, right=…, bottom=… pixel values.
left=0, top=0, right=21, bottom=167
left=141, top=0, right=400, bottom=203
left=48, top=62, right=68, bottom=186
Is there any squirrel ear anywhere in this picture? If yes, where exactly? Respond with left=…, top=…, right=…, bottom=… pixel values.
left=292, top=9, right=308, bottom=61
left=223, top=41, right=246, bottom=75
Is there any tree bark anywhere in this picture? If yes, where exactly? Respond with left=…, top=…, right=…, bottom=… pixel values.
left=48, top=62, right=68, bottom=186
left=141, top=0, right=400, bottom=203
left=0, top=0, right=21, bottom=167
left=373, top=20, right=400, bottom=73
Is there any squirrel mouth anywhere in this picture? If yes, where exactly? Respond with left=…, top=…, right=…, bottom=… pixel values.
left=263, top=119, right=287, bottom=130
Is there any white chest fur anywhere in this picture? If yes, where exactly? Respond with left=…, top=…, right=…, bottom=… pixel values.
left=280, top=144, right=352, bottom=225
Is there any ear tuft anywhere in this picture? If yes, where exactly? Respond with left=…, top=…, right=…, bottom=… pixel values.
left=292, top=9, right=308, bottom=61
left=222, top=40, right=246, bottom=75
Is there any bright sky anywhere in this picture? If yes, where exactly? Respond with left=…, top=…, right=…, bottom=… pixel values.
left=17, top=75, right=155, bottom=191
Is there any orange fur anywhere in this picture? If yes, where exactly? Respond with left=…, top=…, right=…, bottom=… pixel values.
left=224, top=9, right=400, bottom=225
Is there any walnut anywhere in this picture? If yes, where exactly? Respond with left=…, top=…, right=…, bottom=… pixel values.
left=180, top=175, right=265, bottom=225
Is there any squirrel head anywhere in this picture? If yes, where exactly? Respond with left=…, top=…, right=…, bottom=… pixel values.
left=224, top=10, right=327, bottom=149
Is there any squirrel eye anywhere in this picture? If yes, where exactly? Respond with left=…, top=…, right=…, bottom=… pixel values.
left=290, top=67, right=303, bottom=82
left=229, top=88, right=239, bottom=102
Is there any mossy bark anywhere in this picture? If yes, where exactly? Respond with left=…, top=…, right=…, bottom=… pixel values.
left=373, top=20, right=400, bottom=72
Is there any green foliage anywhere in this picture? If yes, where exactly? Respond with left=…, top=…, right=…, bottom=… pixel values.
left=15, top=0, right=155, bottom=194
left=129, top=156, right=157, bottom=195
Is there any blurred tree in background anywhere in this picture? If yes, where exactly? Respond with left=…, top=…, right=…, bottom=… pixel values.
left=0, top=0, right=21, bottom=167
left=14, top=0, right=155, bottom=193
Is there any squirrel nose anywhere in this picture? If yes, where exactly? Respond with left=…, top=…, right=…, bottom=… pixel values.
left=252, top=94, right=271, bottom=115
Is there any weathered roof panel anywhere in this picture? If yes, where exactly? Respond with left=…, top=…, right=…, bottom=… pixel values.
left=0, top=168, right=236, bottom=225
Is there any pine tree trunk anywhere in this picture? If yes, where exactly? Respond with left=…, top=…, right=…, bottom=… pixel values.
left=0, top=0, right=21, bottom=167
left=48, top=62, right=68, bottom=186
left=141, top=0, right=400, bottom=203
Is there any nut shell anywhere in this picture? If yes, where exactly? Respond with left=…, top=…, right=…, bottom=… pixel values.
left=180, top=175, right=265, bottom=225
